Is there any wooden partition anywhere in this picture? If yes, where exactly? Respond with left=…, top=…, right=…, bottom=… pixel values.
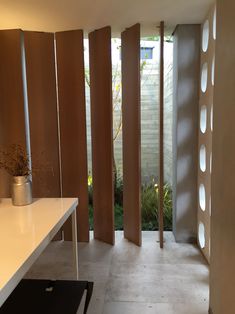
left=23, top=32, right=61, bottom=199
left=121, top=24, right=141, bottom=246
left=55, top=30, right=89, bottom=242
left=0, top=30, right=26, bottom=197
left=89, top=26, right=114, bottom=245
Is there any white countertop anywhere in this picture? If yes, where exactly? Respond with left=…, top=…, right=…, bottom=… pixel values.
left=0, top=197, right=78, bottom=306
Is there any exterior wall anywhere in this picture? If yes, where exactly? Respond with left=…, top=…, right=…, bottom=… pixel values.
left=85, top=39, right=173, bottom=185
left=209, top=1, right=235, bottom=313
left=172, top=25, right=201, bottom=243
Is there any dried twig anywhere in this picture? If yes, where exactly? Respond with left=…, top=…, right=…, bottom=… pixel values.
left=0, top=144, right=30, bottom=177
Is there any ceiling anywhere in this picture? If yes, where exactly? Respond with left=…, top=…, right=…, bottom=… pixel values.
left=0, top=0, right=215, bottom=36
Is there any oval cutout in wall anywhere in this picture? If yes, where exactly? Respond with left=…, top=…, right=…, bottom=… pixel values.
left=211, top=105, right=213, bottom=131
left=213, top=8, right=217, bottom=40
left=200, top=105, right=207, bottom=133
left=202, top=20, right=209, bottom=52
left=200, top=145, right=206, bottom=172
left=198, top=222, right=206, bottom=249
left=210, top=152, right=212, bottom=174
left=212, top=56, right=215, bottom=86
left=199, top=184, right=206, bottom=211
left=201, top=63, right=208, bottom=93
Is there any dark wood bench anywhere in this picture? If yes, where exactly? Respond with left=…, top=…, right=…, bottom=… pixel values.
left=0, top=279, right=93, bottom=314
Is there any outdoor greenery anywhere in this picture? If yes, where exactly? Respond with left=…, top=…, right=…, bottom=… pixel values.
left=88, top=174, right=172, bottom=231
left=141, top=179, right=172, bottom=231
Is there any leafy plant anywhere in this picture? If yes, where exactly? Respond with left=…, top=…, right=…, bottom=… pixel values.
left=114, top=172, right=123, bottom=206
left=0, top=144, right=30, bottom=177
left=88, top=203, right=124, bottom=231
left=87, top=174, right=172, bottom=231
left=114, top=204, right=123, bottom=230
left=141, top=180, right=172, bottom=230
left=88, top=173, right=93, bottom=205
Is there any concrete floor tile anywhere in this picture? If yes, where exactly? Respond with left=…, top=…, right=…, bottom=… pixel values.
left=25, top=231, right=209, bottom=314
left=103, top=301, right=208, bottom=314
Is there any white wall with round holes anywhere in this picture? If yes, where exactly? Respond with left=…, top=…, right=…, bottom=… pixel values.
left=198, top=5, right=216, bottom=263
left=201, top=63, right=208, bottom=93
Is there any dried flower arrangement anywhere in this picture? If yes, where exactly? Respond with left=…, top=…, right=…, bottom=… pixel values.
left=0, top=144, right=30, bottom=177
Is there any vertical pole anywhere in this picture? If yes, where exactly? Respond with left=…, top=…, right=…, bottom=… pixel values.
left=72, top=209, right=79, bottom=280
left=159, top=21, right=164, bottom=248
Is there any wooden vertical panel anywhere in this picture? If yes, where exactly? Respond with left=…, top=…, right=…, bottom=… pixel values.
left=89, top=26, right=114, bottom=245
left=55, top=30, right=89, bottom=242
left=121, top=24, right=141, bottom=246
left=0, top=29, right=26, bottom=197
left=159, top=21, right=164, bottom=248
left=24, top=32, right=61, bottom=198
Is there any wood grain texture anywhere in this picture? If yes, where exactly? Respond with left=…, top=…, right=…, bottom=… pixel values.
left=0, top=29, right=26, bottom=197
left=89, top=26, right=114, bottom=245
left=23, top=32, right=61, bottom=199
left=121, top=24, right=141, bottom=246
left=159, top=21, right=164, bottom=248
left=55, top=30, right=89, bottom=242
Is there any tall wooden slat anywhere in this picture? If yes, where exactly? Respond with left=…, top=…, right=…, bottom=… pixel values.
left=159, top=21, right=164, bottom=248
left=0, top=30, right=26, bottom=197
left=121, top=24, right=141, bottom=246
left=55, top=30, right=89, bottom=242
left=89, top=26, right=114, bottom=245
left=23, top=32, right=61, bottom=198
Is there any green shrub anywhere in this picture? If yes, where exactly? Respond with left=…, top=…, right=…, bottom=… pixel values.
left=88, top=204, right=94, bottom=230
left=88, top=173, right=93, bottom=205
left=87, top=174, right=172, bottom=231
left=141, top=180, right=172, bottom=230
left=88, top=203, right=123, bottom=230
left=114, top=204, right=123, bottom=230
left=114, top=173, right=123, bottom=206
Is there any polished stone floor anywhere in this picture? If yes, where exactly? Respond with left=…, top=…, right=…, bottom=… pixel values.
left=25, top=231, right=209, bottom=314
